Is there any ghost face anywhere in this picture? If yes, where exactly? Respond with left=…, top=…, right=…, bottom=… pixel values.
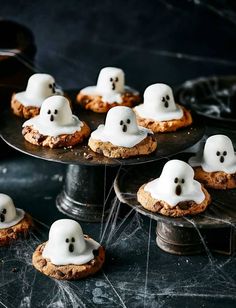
left=26, top=73, right=57, bottom=100
left=0, top=194, right=16, bottom=224
left=44, top=219, right=86, bottom=258
left=104, top=106, right=139, bottom=135
left=96, top=67, right=125, bottom=94
left=39, top=96, right=73, bottom=126
left=158, top=160, right=195, bottom=197
left=143, top=83, right=177, bottom=113
left=203, top=135, right=236, bottom=171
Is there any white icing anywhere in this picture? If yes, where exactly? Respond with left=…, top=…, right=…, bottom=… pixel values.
left=144, top=160, right=205, bottom=208
left=134, top=83, right=183, bottom=121
left=80, top=67, right=138, bottom=104
left=15, top=73, right=63, bottom=107
left=42, top=219, right=100, bottom=266
left=91, top=106, right=152, bottom=147
left=0, top=193, right=25, bottom=229
left=189, top=135, right=236, bottom=174
left=23, top=95, right=84, bottom=137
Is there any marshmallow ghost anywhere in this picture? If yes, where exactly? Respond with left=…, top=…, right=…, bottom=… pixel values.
left=80, top=67, right=137, bottom=104
left=23, top=96, right=84, bottom=137
left=189, top=135, right=236, bottom=174
left=91, top=106, right=152, bottom=147
left=0, top=194, right=25, bottom=229
left=135, top=83, right=183, bottom=121
left=42, top=219, right=100, bottom=266
left=15, top=73, right=63, bottom=107
left=144, top=160, right=205, bottom=207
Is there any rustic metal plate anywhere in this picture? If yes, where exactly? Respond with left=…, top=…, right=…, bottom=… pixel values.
left=176, top=75, right=236, bottom=124
left=0, top=89, right=205, bottom=166
left=114, top=154, right=236, bottom=228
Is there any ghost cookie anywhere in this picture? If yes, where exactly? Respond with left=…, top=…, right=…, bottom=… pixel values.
left=189, top=135, right=236, bottom=189
left=11, top=73, right=64, bottom=119
left=32, top=219, right=105, bottom=280
left=22, top=95, right=90, bottom=148
left=77, top=67, right=141, bottom=113
left=137, top=160, right=211, bottom=217
left=134, top=83, right=192, bottom=132
left=88, top=106, right=157, bottom=158
left=0, top=194, right=33, bottom=246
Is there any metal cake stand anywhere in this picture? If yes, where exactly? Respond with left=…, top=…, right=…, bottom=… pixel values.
left=0, top=88, right=205, bottom=222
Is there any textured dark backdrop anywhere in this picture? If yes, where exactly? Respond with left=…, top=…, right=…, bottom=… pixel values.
left=1, top=0, right=236, bottom=91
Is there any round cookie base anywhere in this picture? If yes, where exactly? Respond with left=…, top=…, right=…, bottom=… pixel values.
left=32, top=240, right=105, bottom=280
left=88, top=135, right=157, bottom=158
left=193, top=166, right=236, bottom=189
left=11, top=93, right=72, bottom=119
left=0, top=213, right=33, bottom=246
left=22, top=122, right=91, bottom=149
left=76, top=91, right=141, bottom=113
left=137, top=184, right=211, bottom=217
left=135, top=105, right=192, bottom=133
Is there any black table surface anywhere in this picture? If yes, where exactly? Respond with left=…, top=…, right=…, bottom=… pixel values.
left=1, top=1, right=236, bottom=307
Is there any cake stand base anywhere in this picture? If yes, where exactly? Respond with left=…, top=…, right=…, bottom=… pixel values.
left=56, top=164, right=118, bottom=222
left=156, top=222, right=236, bottom=255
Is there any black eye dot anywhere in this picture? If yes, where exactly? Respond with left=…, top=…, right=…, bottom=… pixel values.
left=216, top=151, right=220, bottom=156
left=54, top=109, right=58, bottom=114
left=127, top=119, right=131, bottom=124
left=110, top=78, right=113, bottom=82
left=166, top=95, right=170, bottom=100
left=174, top=177, right=178, bottom=183
left=53, top=83, right=56, bottom=87
left=49, top=84, right=53, bottom=88
left=181, top=179, right=185, bottom=184
left=47, top=110, right=51, bottom=114
left=162, top=97, right=165, bottom=102
left=71, top=237, right=75, bottom=242
left=115, top=77, right=119, bottom=82
left=223, top=151, right=227, bottom=156
left=65, top=238, right=69, bottom=243
left=120, top=120, right=123, bottom=125
left=2, top=208, right=7, bottom=214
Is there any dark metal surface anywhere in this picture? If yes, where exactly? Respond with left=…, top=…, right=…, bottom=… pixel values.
left=0, top=89, right=205, bottom=166
left=114, top=154, right=236, bottom=229
left=176, top=75, right=236, bottom=124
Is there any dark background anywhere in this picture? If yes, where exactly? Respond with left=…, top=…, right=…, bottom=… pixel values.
left=1, top=0, right=236, bottom=91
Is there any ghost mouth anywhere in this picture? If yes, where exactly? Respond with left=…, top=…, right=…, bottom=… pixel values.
left=164, top=101, right=169, bottom=108
left=122, top=125, right=127, bottom=132
left=0, top=214, right=5, bottom=222
left=220, top=156, right=224, bottom=163
left=112, top=82, right=116, bottom=90
left=50, top=115, right=54, bottom=122
left=69, top=243, right=74, bottom=253
left=175, top=184, right=182, bottom=196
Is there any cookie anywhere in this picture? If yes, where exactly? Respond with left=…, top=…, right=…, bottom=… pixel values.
left=193, top=166, right=236, bottom=189
left=77, top=67, right=140, bottom=113
left=22, top=96, right=90, bottom=148
left=137, top=183, right=211, bottom=217
left=135, top=105, right=192, bottom=133
left=11, top=73, right=64, bottom=119
left=0, top=213, right=33, bottom=246
left=89, top=134, right=157, bottom=158
left=32, top=240, right=105, bottom=280
left=22, top=122, right=90, bottom=148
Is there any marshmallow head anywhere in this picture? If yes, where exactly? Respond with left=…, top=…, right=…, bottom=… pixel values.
left=144, top=83, right=177, bottom=113
left=25, top=73, right=57, bottom=100
left=158, top=160, right=195, bottom=197
left=0, top=194, right=17, bottom=225
left=104, top=106, right=139, bottom=135
left=39, top=96, right=73, bottom=126
left=203, top=135, right=236, bottom=171
left=45, top=219, right=86, bottom=258
left=96, top=67, right=125, bottom=94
